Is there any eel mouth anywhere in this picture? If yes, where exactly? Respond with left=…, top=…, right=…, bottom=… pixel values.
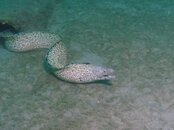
left=100, top=74, right=116, bottom=80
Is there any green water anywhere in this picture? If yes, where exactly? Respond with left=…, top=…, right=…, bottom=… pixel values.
left=0, top=0, right=174, bottom=130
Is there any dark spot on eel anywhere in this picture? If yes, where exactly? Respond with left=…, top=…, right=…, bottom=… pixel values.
left=0, top=21, right=18, bottom=33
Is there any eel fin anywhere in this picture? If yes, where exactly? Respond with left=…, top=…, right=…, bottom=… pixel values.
left=82, top=62, right=91, bottom=64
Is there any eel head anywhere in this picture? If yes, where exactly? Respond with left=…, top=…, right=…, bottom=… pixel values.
left=54, top=64, right=115, bottom=83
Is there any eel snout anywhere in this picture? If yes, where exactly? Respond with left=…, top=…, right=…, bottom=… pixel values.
left=95, top=67, right=115, bottom=81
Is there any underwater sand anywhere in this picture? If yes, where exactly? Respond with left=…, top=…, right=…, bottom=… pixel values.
left=0, top=0, right=174, bottom=129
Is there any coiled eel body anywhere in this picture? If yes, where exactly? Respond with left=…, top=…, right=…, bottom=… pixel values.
left=2, top=31, right=115, bottom=83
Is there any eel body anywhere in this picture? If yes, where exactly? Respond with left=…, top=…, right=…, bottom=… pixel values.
left=2, top=31, right=115, bottom=83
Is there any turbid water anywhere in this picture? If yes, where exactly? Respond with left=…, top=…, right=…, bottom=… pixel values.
left=0, top=0, right=174, bottom=130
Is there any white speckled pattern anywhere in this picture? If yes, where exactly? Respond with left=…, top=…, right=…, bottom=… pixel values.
left=3, top=31, right=115, bottom=83
left=46, top=41, right=67, bottom=69
left=5, top=32, right=61, bottom=52
left=55, top=64, right=115, bottom=83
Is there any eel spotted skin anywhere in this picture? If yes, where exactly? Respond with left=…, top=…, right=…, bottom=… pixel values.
left=2, top=31, right=115, bottom=83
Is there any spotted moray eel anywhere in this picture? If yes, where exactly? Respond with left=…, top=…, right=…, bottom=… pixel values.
left=2, top=31, right=115, bottom=83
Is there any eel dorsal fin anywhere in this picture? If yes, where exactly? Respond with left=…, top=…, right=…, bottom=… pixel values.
left=82, top=62, right=91, bottom=64
left=0, top=21, right=18, bottom=33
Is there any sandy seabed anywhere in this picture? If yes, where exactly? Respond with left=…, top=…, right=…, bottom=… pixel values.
left=0, top=0, right=174, bottom=130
